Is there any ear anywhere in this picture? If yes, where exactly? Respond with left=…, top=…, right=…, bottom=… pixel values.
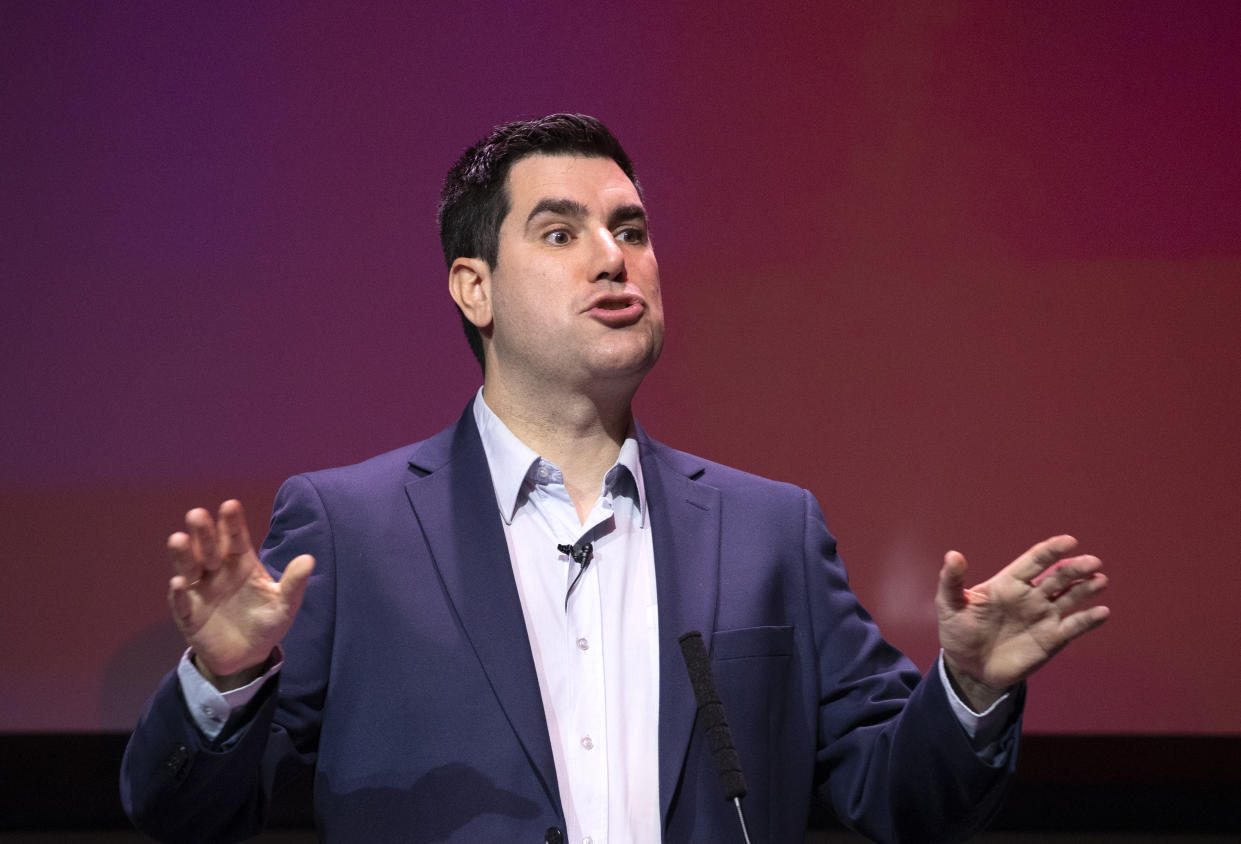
left=448, top=257, right=493, bottom=330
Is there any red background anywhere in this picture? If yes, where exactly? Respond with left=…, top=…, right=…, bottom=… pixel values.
left=3, top=1, right=1239, bottom=734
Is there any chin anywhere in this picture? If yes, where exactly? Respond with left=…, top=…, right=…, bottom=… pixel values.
left=593, top=342, right=661, bottom=379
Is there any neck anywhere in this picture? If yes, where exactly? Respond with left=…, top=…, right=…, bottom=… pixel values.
left=482, top=376, right=635, bottom=521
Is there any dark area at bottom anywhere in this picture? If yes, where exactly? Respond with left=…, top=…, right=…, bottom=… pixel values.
left=1, top=734, right=1236, bottom=835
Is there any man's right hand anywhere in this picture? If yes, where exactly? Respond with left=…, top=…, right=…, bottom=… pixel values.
left=167, top=499, right=315, bottom=691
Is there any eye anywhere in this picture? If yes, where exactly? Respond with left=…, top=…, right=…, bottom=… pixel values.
left=543, top=229, right=572, bottom=246
left=615, top=226, right=647, bottom=245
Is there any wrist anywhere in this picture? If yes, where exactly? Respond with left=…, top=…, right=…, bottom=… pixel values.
left=942, top=654, right=1009, bottom=713
left=192, top=649, right=276, bottom=692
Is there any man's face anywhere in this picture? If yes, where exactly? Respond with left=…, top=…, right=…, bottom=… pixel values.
left=483, top=153, right=663, bottom=393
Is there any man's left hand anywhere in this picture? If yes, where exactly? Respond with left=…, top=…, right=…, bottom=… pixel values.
left=936, top=535, right=1110, bottom=711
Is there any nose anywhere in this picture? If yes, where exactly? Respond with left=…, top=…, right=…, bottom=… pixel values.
left=593, top=227, right=626, bottom=283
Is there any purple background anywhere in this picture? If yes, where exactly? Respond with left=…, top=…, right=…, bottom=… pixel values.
left=3, top=1, right=1239, bottom=733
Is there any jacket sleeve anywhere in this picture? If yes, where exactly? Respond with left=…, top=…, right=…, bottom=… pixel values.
left=120, top=474, right=337, bottom=843
left=802, top=489, right=1022, bottom=843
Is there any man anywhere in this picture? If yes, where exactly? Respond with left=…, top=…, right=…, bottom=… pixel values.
left=121, top=114, right=1109, bottom=843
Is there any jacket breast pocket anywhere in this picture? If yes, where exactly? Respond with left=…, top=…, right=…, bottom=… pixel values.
left=706, top=625, right=798, bottom=842
left=708, top=625, right=796, bottom=736
left=710, top=625, right=794, bottom=661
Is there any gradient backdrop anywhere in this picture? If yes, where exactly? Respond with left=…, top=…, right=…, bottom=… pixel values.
left=3, top=1, right=1239, bottom=735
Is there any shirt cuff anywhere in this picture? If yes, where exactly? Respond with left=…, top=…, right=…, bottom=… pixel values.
left=936, top=651, right=1015, bottom=747
left=176, top=647, right=283, bottom=741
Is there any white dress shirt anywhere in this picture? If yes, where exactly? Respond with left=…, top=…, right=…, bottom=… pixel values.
left=473, top=390, right=661, bottom=844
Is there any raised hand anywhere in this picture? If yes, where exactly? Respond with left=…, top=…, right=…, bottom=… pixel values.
left=936, top=535, right=1110, bottom=710
left=167, top=499, right=315, bottom=690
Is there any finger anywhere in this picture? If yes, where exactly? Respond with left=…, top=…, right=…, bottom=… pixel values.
left=1058, top=604, right=1111, bottom=643
left=937, top=550, right=969, bottom=611
left=167, top=575, right=195, bottom=628
left=1007, top=534, right=1079, bottom=583
left=278, top=554, right=316, bottom=609
left=186, top=507, right=221, bottom=573
left=1051, top=572, right=1109, bottom=610
left=167, top=531, right=201, bottom=582
left=1036, top=555, right=1103, bottom=597
left=216, top=499, right=254, bottom=562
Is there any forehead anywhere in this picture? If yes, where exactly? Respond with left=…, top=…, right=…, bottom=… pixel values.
left=504, top=154, right=641, bottom=216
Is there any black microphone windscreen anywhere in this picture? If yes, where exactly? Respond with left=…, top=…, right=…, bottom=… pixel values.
left=678, top=631, right=747, bottom=801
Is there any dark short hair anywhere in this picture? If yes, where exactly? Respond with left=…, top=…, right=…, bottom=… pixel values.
left=437, top=113, right=640, bottom=369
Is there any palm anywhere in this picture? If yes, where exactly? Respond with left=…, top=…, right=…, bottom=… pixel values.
left=167, top=500, right=314, bottom=681
left=937, top=535, right=1110, bottom=693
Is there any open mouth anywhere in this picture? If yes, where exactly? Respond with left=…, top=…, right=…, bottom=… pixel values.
left=588, top=297, right=644, bottom=325
left=591, top=294, right=641, bottom=310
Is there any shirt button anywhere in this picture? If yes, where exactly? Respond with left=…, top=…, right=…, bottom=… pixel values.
left=583, top=837, right=593, bottom=844
left=580, top=736, right=594, bottom=750
left=200, top=704, right=217, bottom=721
left=576, top=637, right=589, bottom=651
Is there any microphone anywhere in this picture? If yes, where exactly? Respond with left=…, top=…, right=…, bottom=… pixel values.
left=679, top=631, right=752, bottom=844
left=557, top=542, right=593, bottom=568
left=557, top=542, right=593, bottom=610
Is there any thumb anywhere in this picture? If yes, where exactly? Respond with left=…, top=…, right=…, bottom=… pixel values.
left=279, top=554, right=316, bottom=610
left=937, top=550, right=969, bottom=611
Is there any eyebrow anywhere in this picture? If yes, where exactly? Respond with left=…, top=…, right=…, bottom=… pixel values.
left=608, top=203, right=648, bottom=230
left=524, top=198, right=648, bottom=230
left=525, top=198, right=588, bottom=227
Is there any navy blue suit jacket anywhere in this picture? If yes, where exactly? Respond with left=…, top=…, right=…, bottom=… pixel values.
left=122, top=402, right=1020, bottom=843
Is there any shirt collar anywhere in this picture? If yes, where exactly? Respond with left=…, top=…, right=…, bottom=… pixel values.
left=472, top=387, right=647, bottom=527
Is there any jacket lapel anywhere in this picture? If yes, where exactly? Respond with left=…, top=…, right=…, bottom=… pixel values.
left=402, top=403, right=562, bottom=818
left=638, top=429, right=723, bottom=826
